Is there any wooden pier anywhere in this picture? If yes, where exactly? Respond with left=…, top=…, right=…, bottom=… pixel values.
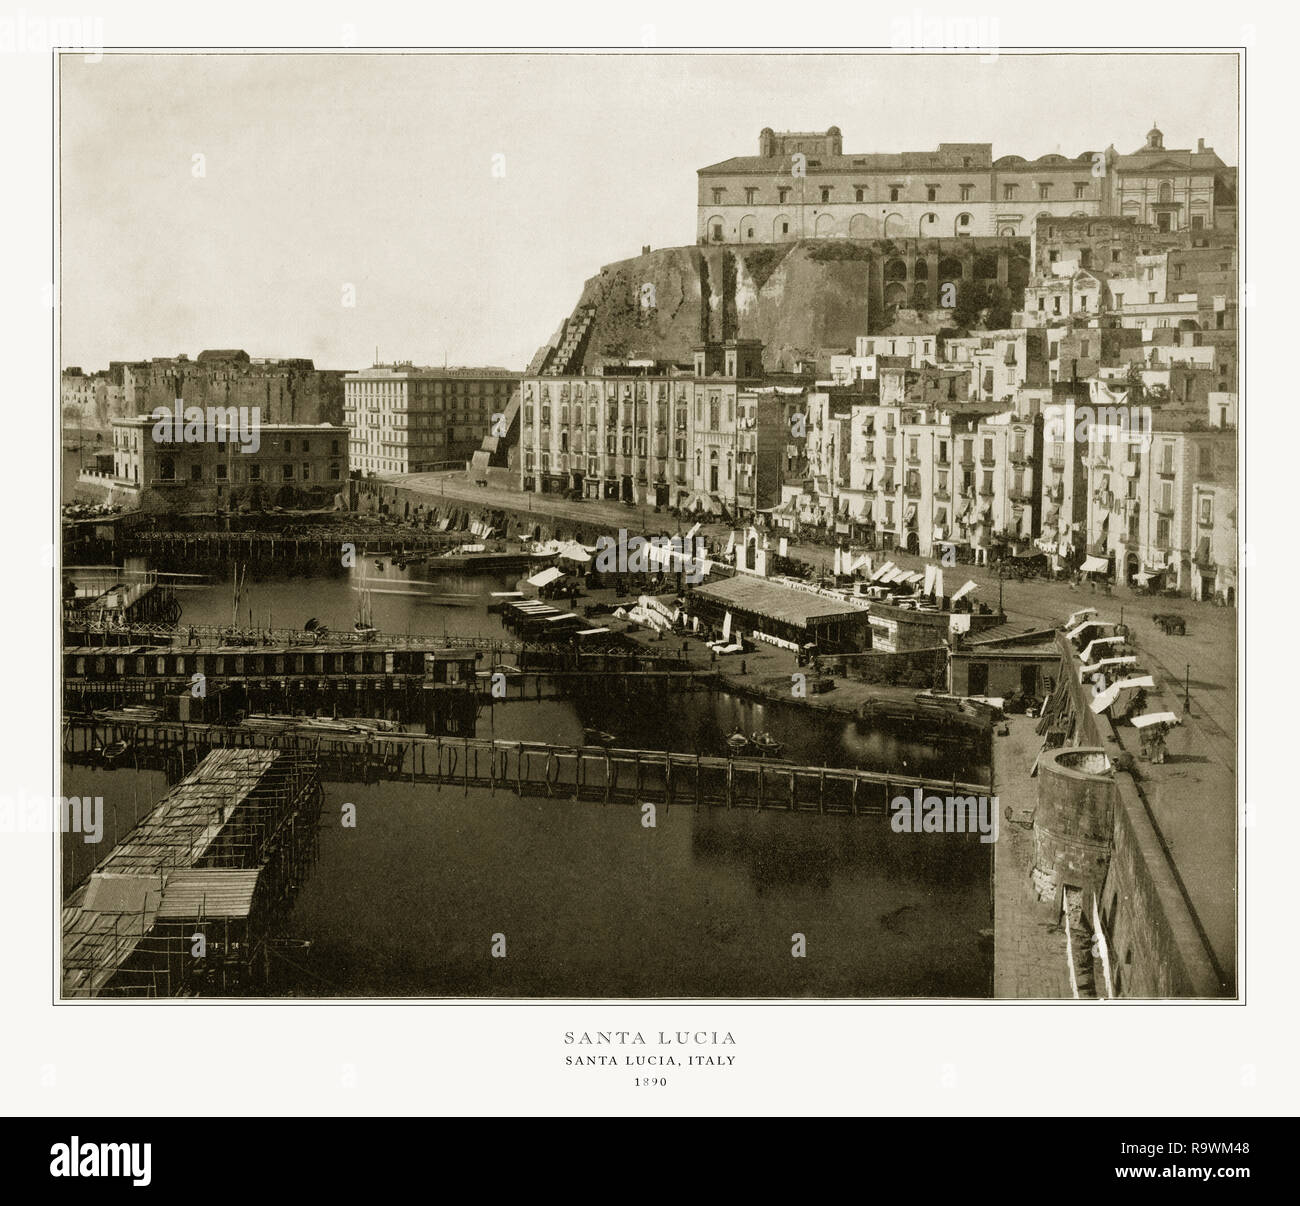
left=62, top=718, right=991, bottom=818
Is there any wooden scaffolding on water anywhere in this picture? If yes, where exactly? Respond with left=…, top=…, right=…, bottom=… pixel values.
left=61, top=747, right=323, bottom=997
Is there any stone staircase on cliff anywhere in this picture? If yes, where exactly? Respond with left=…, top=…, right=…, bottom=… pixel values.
left=469, top=384, right=521, bottom=482
left=541, top=305, right=597, bottom=376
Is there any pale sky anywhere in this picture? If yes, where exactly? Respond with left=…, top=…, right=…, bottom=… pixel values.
left=59, top=51, right=1238, bottom=372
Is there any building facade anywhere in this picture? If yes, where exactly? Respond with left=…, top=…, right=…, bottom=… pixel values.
left=698, top=130, right=1109, bottom=243
left=96, top=417, right=349, bottom=513
left=518, top=340, right=786, bottom=515
left=344, top=365, right=519, bottom=475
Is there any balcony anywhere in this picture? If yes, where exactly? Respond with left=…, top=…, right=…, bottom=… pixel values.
left=934, top=489, right=950, bottom=501
left=1157, top=461, right=1177, bottom=477
left=978, top=485, right=995, bottom=498
left=1008, top=489, right=1033, bottom=503
left=906, top=454, right=921, bottom=466
left=1010, top=450, right=1030, bottom=466
left=1154, top=502, right=1175, bottom=517
left=904, top=483, right=922, bottom=499
left=1048, top=454, right=1066, bottom=471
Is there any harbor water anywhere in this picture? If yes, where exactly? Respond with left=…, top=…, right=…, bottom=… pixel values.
left=62, top=565, right=993, bottom=997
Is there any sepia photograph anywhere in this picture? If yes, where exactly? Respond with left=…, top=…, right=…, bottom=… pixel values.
left=55, top=48, right=1239, bottom=1004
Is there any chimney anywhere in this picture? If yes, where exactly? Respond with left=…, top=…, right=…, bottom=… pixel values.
left=1197, top=138, right=1205, bottom=153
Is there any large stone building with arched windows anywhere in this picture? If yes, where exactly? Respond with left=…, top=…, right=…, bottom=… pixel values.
left=697, top=126, right=1234, bottom=246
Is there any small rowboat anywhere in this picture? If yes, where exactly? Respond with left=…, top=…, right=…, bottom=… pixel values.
left=99, top=739, right=130, bottom=764
left=751, top=731, right=784, bottom=757
left=583, top=727, right=617, bottom=746
left=725, top=730, right=751, bottom=755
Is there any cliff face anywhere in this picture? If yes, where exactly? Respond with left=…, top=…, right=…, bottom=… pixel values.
left=542, top=242, right=873, bottom=374
left=535, top=237, right=1029, bottom=376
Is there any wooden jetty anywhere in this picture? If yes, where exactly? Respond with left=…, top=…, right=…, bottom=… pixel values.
left=62, top=718, right=991, bottom=818
left=121, top=529, right=463, bottom=565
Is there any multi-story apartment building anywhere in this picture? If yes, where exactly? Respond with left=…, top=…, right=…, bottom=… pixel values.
left=941, top=329, right=1049, bottom=402
left=1083, top=406, right=1236, bottom=592
left=344, top=365, right=518, bottom=475
left=1191, top=479, right=1237, bottom=604
left=830, top=334, right=939, bottom=380
left=697, top=129, right=1108, bottom=243
left=1038, top=386, right=1091, bottom=567
left=94, top=416, right=349, bottom=513
left=518, top=340, right=786, bottom=515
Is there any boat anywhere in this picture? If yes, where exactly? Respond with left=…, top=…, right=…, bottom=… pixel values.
left=354, top=564, right=378, bottom=638
left=374, top=559, right=385, bottom=570
left=725, top=730, right=751, bottom=755
left=582, top=727, right=617, bottom=746
left=99, top=739, right=130, bottom=764
left=751, top=731, right=784, bottom=757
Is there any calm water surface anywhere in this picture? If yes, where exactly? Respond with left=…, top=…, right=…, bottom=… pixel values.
left=63, top=564, right=992, bottom=996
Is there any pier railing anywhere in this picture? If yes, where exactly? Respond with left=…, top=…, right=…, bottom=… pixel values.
left=64, top=718, right=992, bottom=817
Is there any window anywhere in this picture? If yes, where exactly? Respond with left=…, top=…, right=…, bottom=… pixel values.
left=778, top=187, right=789, bottom=203
left=1038, top=183, right=1050, bottom=200
left=927, top=186, right=938, bottom=201
left=302, top=440, right=310, bottom=452
left=960, top=184, right=973, bottom=201
left=302, top=463, right=312, bottom=481
left=711, top=188, right=724, bottom=204
left=1111, top=249, right=1121, bottom=262
left=820, top=187, right=831, bottom=202
left=1199, top=496, right=1213, bottom=525
left=190, top=463, right=202, bottom=481
left=781, top=221, right=789, bottom=235
left=1148, top=292, right=1156, bottom=304
left=331, top=439, right=340, bottom=454
left=159, top=457, right=175, bottom=481
left=1074, top=183, right=1087, bottom=199
left=330, top=463, right=341, bottom=480
left=855, top=187, right=864, bottom=202
left=889, top=186, right=900, bottom=202
left=710, top=222, right=722, bottom=242
left=745, top=187, right=757, bottom=204
left=1114, top=293, right=1124, bottom=308
left=216, top=463, right=228, bottom=480
left=1191, top=215, right=1204, bottom=231
left=1003, top=184, right=1017, bottom=200
left=958, top=213, right=970, bottom=228
left=282, top=464, right=294, bottom=480
left=249, top=463, right=261, bottom=481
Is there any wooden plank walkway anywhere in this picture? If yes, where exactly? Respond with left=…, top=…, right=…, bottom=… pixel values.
left=63, top=718, right=991, bottom=817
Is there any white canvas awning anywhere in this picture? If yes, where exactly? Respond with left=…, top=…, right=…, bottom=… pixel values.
left=1080, top=636, right=1124, bottom=663
left=526, top=566, right=564, bottom=588
left=951, top=580, right=978, bottom=603
left=557, top=541, right=591, bottom=563
left=1080, top=555, right=1109, bottom=574
left=1132, top=711, right=1180, bottom=729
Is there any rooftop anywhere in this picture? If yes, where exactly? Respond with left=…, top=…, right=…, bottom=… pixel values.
left=693, top=574, right=867, bottom=628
